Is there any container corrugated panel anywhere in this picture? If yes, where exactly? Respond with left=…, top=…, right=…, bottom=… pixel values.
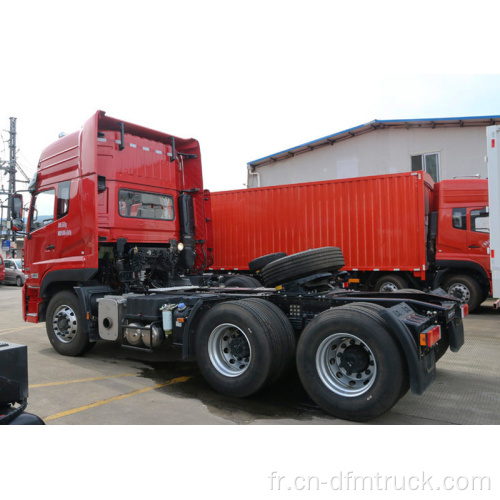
left=210, top=172, right=432, bottom=277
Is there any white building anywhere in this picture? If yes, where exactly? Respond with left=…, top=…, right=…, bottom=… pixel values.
left=247, top=116, right=500, bottom=187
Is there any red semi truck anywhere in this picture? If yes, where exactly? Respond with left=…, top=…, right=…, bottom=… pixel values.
left=13, top=111, right=468, bottom=421
left=210, top=171, right=492, bottom=311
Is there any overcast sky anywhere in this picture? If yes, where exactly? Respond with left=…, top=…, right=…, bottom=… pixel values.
left=1, top=0, right=499, bottom=194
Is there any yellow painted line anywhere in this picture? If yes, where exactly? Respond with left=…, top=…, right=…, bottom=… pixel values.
left=0, top=324, right=42, bottom=336
left=30, top=373, right=137, bottom=388
left=43, top=376, right=192, bottom=422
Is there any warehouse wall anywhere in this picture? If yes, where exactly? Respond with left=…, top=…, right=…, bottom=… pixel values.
left=249, top=126, right=487, bottom=187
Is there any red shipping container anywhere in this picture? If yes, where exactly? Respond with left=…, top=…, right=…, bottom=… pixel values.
left=209, top=171, right=433, bottom=281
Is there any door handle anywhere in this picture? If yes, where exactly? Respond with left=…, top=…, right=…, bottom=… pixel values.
left=468, top=245, right=481, bottom=249
left=46, top=245, right=55, bottom=250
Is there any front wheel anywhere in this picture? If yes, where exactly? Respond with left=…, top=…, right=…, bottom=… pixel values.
left=296, top=307, right=408, bottom=421
left=16, top=276, right=23, bottom=287
left=443, top=275, right=482, bottom=312
left=46, top=291, right=94, bottom=356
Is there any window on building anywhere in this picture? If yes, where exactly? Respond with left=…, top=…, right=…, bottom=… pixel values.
left=471, top=208, right=489, bottom=233
left=118, top=189, right=175, bottom=220
left=452, top=208, right=466, bottom=230
left=411, top=152, right=440, bottom=182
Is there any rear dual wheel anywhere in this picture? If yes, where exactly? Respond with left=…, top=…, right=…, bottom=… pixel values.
left=296, top=306, right=408, bottom=421
left=374, top=274, right=408, bottom=293
left=195, top=299, right=295, bottom=397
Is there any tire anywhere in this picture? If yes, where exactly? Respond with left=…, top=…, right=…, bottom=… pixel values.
left=46, top=291, right=94, bottom=356
left=374, top=274, right=409, bottom=293
left=240, top=298, right=296, bottom=382
left=223, top=275, right=261, bottom=288
left=296, top=307, right=408, bottom=422
left=248, top=252, right=287, bottom=273
left=338, top=302, right=410, bottom=399
left=16, top=276, right=23, bottom=287
left=260, top=247, right=345, bottom=287
left=443, top=274, right=482, bottom=312
left=195, top=300, right=283, bottom=397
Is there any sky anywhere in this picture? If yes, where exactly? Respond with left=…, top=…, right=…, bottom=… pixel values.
left=1, top=0, right=499, bottom=495
left=1, top=0, right=500, bottom=196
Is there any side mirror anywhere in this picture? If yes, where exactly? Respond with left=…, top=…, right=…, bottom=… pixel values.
left=12, top=194, right=23, bottom=219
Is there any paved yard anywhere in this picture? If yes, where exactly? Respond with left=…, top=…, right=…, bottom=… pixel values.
left=1, top=286, right=499, bottom=425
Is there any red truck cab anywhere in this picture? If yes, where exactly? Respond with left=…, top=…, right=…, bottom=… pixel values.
left=23, top=111, right=211, bottom=323
left=433, top=179, right=490, bottom=308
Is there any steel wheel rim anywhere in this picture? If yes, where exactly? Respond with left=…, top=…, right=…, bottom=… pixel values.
left=448, top=283, right=470, bottom=304
left=316, top=332, right=377, bottom=397
left=208, top=323, right=251, bottom=377
left=379, top=282, right=399, bottom=293
left=52, top=304, right=78, bottom=343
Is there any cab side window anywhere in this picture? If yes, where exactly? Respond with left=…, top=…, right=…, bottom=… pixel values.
left=452, top=208, right=466, bottom=230
left=57, top=181, right=71, bottom=219
left=29, top=189, right=56, bottom=232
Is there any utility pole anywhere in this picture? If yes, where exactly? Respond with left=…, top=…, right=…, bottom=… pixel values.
left=8, top=117, right=17, bottom=243
left=0, top=117, right=18, bottom=256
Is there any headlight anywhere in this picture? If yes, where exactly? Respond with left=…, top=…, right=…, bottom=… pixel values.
left=177, top=242, right=184, bottom=252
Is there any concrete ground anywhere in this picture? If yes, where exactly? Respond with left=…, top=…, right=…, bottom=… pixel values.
left=1, top=285, right=499, bottom=425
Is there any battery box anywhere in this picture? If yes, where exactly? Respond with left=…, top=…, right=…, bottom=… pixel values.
left=0, top=342, right=29, bottom=405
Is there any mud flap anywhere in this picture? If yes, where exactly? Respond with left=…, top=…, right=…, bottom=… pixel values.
left=74, top=285, right=113, bottom=341
left=379, top=308, right=436, bottom=395
left=448, top=319, right=465, bottom=352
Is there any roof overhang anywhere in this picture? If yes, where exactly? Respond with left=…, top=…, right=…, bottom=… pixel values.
left=248, top=115, right=500, bottom=169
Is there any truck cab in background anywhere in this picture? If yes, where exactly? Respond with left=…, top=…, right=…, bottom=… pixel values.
left=432, top=179, right=491, bottom=311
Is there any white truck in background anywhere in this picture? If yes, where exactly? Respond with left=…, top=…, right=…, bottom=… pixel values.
left=486, top=125, right=500, bottom=308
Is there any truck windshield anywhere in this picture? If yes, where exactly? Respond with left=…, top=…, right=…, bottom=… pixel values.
left=118, top=189, right=174, bottom=220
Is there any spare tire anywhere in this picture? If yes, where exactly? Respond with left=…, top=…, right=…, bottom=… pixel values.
left=248, top=252, right=287, bottom=273
left=260, top=247, right=345, bottom=287
left=223, top=275, right=262, bottom=288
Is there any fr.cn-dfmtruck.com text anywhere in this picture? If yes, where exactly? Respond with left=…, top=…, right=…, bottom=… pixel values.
left=268, top=471, right=492, bottom=492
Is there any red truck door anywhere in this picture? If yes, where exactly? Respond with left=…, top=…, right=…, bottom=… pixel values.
left=25, top=188, right=57, bottom=278
left=439, top=205, right=490, bottom=270
left=467, top=206, right=490, bottom=271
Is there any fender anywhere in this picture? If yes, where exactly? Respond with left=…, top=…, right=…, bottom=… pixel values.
left=434, top=259, right=490, bottom=288
left=379, top=308, right=436, bottom=395
left=40, top=268, right=99, bottom=297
